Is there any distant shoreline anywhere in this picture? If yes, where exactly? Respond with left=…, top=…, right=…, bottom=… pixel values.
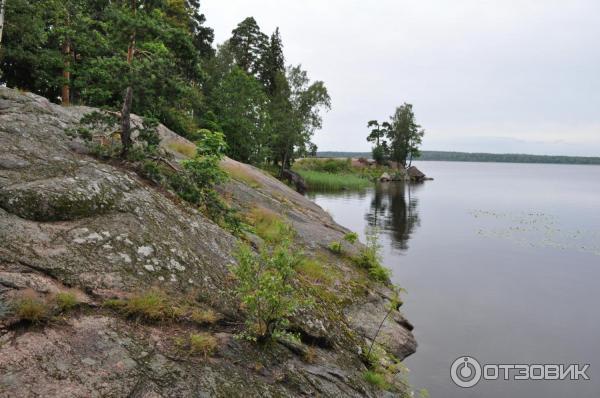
left=317, top=150, right=600, bottom=166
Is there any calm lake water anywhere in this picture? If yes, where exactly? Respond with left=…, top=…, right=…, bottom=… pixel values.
left=308, top=161, right=600, bottom=398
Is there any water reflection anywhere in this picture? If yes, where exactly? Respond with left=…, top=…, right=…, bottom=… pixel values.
left=366, top=182, right=421, bottom=250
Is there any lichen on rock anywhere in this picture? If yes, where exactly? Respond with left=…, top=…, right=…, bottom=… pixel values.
left=0, top=88, right=416, bottom=397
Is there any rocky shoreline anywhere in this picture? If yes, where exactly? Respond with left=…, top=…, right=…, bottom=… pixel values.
left=0, top=88, right=416, bottom=397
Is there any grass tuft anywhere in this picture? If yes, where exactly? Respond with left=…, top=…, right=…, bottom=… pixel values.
left=222, top=162, right=262, bottom=188
left=104, top=292, right=222, bottom=326
left=15, top=297, right=50, bottom=323
left=328, top=241, right=342, bottom=254
left=246, top=207, right=294, bottom=243
left=190, top=308, right=220, bottom=324
left=296, top=259, right=334, bottom=284
left=115, top=291, right=173, bottom=322
left=189, top=333, right=218, bottom=357
left=303, top=346, right=318, bottom=363
left=167, top=141, right=197, bottom=158
left=363, top=370, right=390, bottom=390
left=55, top=292, right=79, bottom=312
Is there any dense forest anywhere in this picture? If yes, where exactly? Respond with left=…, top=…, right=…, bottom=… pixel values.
left=318, top=151, right=600, bottom=165
left=0, top=0, right=330, bottom=171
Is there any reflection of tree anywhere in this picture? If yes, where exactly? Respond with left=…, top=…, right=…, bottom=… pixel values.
left=366, top=183, right=421, bottom=250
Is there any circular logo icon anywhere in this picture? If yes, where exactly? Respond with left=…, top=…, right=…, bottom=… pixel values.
left=450, top=356, right=482, bottom=388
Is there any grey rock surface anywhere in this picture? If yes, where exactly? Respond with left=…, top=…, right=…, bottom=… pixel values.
left=0, top=88, right=416, bottom=397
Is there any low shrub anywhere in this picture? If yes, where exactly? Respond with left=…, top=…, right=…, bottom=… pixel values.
left=294, top=158, right=352, bottom=173
left=233, top=242, right=303, bottom=341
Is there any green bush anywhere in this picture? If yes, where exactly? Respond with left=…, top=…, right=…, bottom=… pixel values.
left=294, top=158, right=352, bottom=173
left=137, top=117, right=161, bottom=153
left=233, top=243, right=303, bottom=341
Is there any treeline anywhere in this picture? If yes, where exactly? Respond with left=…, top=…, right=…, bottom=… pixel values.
left=317, top=151, right=600, bottom=165
left=0, top=1, right=329, bottom=170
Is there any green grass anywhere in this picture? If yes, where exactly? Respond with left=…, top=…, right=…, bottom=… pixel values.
left=363, top=370, right=390, bottom=389
left=15, top=297, right=50, bottom=323
left=295, top=158, right=353, bottom=173
left=55, top=292, right=79, bottom=312
left=190, top=308, right=220, bottom=324
left=222, top=162, right=262, bottom=188
left=189, top=333, right=218, bottom=357
left=246, top=207, right=294, bottom=243
left=296, top=259, right=335, bottom=284
left=328, top=241, right=342, bottom=254
left=166, top=141, right=197, bottom=158
left=105, top=291, right=174, bottom=322
left=296, top=170, right=371, bottom=191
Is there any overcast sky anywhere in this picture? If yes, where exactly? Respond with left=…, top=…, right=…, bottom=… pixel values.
left=202, top=0, right=600, bottom=156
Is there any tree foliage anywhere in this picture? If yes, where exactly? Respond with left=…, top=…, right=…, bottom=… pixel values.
left=229, top=16, right=267, bottom=76
left=211, top=66, right=271, bottom=164
left=367, top=104, right=424, bottom=168
left=387, top=103, right=424, bottom=168
left=1, top=7, right=330, bottom=170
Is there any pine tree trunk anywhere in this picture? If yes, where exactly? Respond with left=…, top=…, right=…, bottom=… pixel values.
left=120, top=0, right=136, bottom=157
left=61, top=39, right=71, bottom=106
left=120, top=86, right=133, bottom=156
left=0, top=0, right=6, bottom=45
left=279, top=151, right=288, bottom=177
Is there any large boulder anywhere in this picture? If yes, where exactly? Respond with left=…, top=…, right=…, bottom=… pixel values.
left=0, top=88, right=416, bottom=397
left=407, top=166, right=426, bottom=182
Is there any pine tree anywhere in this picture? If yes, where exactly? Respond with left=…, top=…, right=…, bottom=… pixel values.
left=229, top=17, right=268, bottom=76
left=119, top=0, right=137, bottom=156
left=185, top=0, right=215, bottom=58
left=0, top=0, right=6, bottom=45
left=260, top=27, right=285, bottom=94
